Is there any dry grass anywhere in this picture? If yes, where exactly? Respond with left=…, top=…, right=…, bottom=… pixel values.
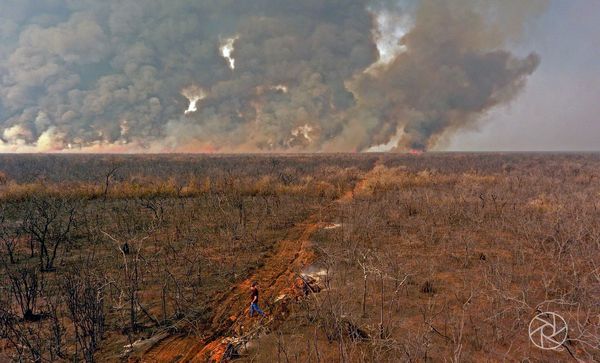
left=0, top=153, right=598, bottom=362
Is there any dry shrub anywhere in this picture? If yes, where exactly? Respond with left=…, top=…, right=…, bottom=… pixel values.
left=181, top=176, right=211, bottom=196
left=527, top=194, right=561, bottom=213
left=247, top=175, right=277, bottom=196
left=460, top=172, right=497, bottom=185
left=420, top=280, right=436, bottom=294
left=317, top=166, right=362, bottom=187
left=0, top=181, right=102, bottom=201
left=308, top=181, right=338, bottom=199
left=360, top=165, right=459, bottom=196
left=0, top=171, right=8, bottom=185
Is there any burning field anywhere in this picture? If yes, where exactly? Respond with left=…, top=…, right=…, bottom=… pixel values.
left=0, top=153, right=599, bottom=362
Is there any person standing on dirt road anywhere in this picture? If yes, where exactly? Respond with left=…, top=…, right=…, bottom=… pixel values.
left=249, top=281, right=267, bottom=318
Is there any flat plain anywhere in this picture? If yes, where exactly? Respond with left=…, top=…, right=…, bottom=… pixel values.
left=0, top=153, right=598, bottom=362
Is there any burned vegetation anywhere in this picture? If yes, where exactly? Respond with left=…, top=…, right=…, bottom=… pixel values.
left=0, top=153, right=599, bottom=362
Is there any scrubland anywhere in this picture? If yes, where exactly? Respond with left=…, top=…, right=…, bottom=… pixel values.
left=0, top=153, right=598, bottom=362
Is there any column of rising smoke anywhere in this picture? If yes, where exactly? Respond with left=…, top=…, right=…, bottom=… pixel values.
left=0, top=0, right=546, bottom=152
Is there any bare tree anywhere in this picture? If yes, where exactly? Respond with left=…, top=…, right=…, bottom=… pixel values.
left=102, top=227, right=159, bottom=337
left=0, top=210, right=22, bottom=264
left=24, top=197, right=76, bottom=272
left=0, top=309, right=45, bottom=362
left=5, top=265, right=44, bottom=321
left=63, top=271, right=106, bottom=363
left=103, top=165, right=120, bottom=201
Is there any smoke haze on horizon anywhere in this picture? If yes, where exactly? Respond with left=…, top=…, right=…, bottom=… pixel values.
left=0, top=0, right=550, bottom=153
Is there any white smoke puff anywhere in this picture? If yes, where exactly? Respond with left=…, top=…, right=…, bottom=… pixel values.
left=185, top=96, right=201, bottom=114
left=181, top=85, right=206, bottom=115
left=3, top=125, right=32, bottom=144
left=120, top=120, right=130, bottom=137
left=273, top=84, right=288, bottom=93
left=366, top=129, right=404, bottom=152
left=220, top=35, right=238, bottom=70
left=36, top=126, right=64, bottom=151
left=255, top=84, right=289, bottom=95
left=291, top=124, right=314, bottom=142
left=368, top=10, right=411, bottom=71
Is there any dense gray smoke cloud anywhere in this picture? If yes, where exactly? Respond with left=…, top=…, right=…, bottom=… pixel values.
left=0, top=0, right=546, bottom=152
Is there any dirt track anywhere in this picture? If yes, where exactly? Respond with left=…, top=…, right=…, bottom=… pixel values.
left=136, top=161, right=379, bottom=362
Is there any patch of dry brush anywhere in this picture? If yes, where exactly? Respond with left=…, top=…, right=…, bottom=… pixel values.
left=1, top=153, right=598, bottom=362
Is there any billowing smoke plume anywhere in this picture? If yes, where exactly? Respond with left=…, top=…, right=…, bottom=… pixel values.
left=0, top=0, right=546, bottom=152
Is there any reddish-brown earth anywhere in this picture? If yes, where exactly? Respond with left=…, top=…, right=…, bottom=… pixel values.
left=135, top=160, right=380, bottom=362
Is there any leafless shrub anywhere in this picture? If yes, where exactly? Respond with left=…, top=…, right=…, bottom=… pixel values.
left=24, top=197, right=76, bottom=271
left=63, top=270, right=106, bottom=363
left=5, top=265, right=44, bottom=321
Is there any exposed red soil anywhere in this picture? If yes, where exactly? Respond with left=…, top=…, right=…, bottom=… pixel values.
left=136, top=161, right=380, bottom=363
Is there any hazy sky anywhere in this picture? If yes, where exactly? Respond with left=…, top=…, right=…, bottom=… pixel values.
left=447, top=0, right=600, bottom=151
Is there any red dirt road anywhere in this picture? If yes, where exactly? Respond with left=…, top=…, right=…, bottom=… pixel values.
left=136, top=161, right=380, bottom=362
